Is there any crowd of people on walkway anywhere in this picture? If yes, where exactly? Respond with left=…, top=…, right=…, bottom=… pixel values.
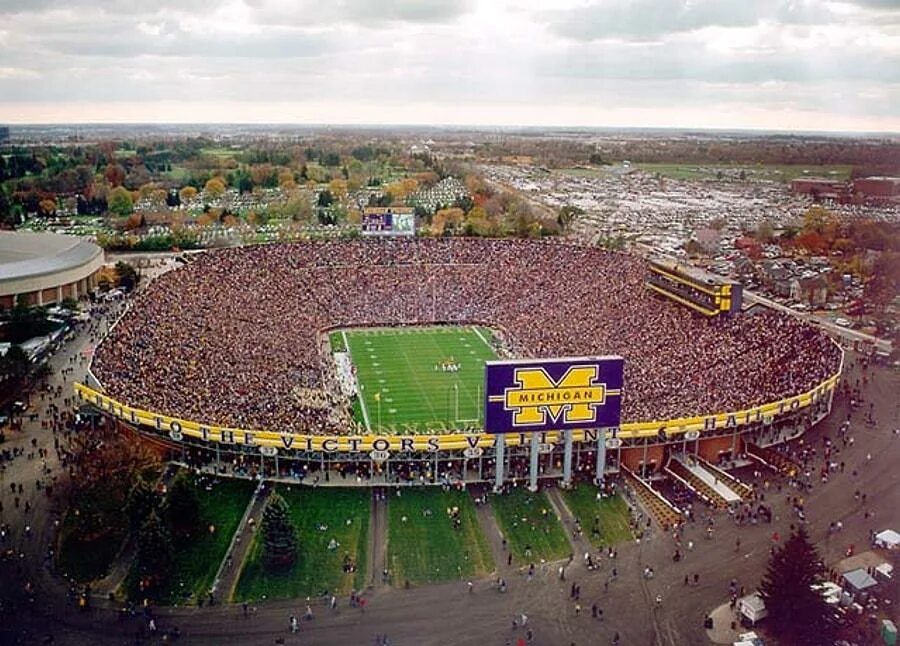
left=92, top=239, right=842, bottom=436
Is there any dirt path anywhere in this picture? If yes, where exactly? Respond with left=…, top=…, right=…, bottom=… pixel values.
left=367, top=489, right=388, bottom=589
left=545, top=487, right=583, bottom=560
left=469, top=485, right=510, bottom=575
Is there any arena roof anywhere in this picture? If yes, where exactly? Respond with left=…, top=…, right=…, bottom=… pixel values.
left=0, top=231, right=103, bottom=283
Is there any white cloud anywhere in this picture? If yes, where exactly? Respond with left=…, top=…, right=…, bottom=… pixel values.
left=0, top=66, right=40, bottom=79
left=0, top=0, right=895, bottom=131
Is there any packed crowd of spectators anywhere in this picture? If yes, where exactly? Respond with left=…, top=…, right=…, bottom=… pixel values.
left=92, top=238, right=842, bottom=435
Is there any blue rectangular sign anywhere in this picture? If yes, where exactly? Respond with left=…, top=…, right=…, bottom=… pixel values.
left=484, top=356, right=624, bottom=434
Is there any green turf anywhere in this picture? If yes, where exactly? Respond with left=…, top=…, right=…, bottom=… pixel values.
left=387, top=488, right=494, bottom=585
left=561, top=486, right=633, bottom=548
left=123, top=476, right=255, bottom=604
left=491, top=489, right=571, bottom=564
left=335, top=326, right=498, bottom=434
left=200, top=146, right=239, bottom=158
left=233, top=487, right=369, bottom=602
left=631, top=162, right=853, bottom=182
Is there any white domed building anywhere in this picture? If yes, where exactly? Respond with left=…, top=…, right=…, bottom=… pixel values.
left=0, top=231, right=104, bottom=309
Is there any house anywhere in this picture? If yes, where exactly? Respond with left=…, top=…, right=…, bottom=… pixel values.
left=790, top=274, right=828, bottom=306
left=758, top=260, right=795, bottom=297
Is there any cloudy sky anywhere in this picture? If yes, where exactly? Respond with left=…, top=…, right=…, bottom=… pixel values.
left=0, top=0, right=898, bottom=131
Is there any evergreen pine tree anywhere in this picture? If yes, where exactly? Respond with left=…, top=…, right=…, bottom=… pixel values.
left=135, top=510, right=174, bottom=598
left=125, top=477, right=159, bottom=531
left=261, top=492, right=298, bottom=571
left=164, top=472, right=201, bottom=539
left=759, top=526, right=837, bottom=645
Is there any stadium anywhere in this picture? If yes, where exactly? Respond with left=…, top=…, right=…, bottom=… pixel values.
left=80, top=238, right=842, bottom=506
left=0, top=231, right=104, bottom=308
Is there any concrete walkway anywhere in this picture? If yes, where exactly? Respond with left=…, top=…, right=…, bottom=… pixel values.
left=367, top=490, right=388, bottom=589
left=213, top=483, right=268, bottom=602
left=544, top=487, right=583, bottom=559
left=469, top=485, right=508, bottom=574
left=706, top=602, right=743, bottom=643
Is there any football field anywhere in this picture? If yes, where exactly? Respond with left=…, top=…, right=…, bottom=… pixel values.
left=333, top=326, right=498, bottom=433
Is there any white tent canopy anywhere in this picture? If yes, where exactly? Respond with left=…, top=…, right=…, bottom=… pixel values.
left=874, top=529, right=900, bottom=549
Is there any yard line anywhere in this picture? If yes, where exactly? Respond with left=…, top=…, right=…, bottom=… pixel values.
left=471, top=326, right=492, bottom=351
left=346, top=331, right=372, bottom=432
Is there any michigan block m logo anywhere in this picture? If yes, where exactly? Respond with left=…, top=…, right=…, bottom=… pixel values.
left=501, top=366, right=606, bottom=427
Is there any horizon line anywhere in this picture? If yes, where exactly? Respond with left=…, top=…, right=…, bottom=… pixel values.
left=3, top=121, right=898, bottom=138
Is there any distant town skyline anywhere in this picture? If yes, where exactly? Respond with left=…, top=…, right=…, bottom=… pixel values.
left=0, top=0, right=898, bottom=132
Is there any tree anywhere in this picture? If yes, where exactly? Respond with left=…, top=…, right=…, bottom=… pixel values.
left=106, top=186, right=133, bottom=216
left=261, top=493, right=298, bottom=570
left=0, top=345, right=30, bottom=398
left=464, top=206, right=498, bottom=237
left=125, top=477, right=159, bottom=531
left=557, top=205, right=584, bottom=232
left=104, top=163, right=126, bottom=187
left=204, top=177, right=226, bottom=199
left=759, top=527, right=837, bottom=646
left=135, top=510, right=175, bottom=598
left=115, top=261, right=139, bottom=291
left=431, top=207, right=465, bottom=236
left=38, top=198, right=57, bottom=217
left=178, top=186, right=198, bottom=203
left=164, top=472, right=200, bottom=539
left=317, top=189, right=334, bottom=208
left=755, top=219, right=775, bottom=244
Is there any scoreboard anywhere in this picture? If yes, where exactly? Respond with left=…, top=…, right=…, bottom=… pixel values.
left=361, top=207, right=415, bottom=236
left=646, top=260, right=742, bottom=316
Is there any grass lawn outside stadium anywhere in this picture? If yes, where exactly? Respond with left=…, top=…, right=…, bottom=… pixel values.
left=491, top=489, right=571, bottom=565
left=333, top=325, right=498, bottom=434
left=234, top=487, right=369, bottom=602
left=561, top=485, right=634, bottom=549
left=386, top=488, right=494, bottom=585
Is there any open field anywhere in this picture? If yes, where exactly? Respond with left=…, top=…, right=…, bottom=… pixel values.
left=632, top=162, right=854, bottom=182
left=386, top=488, right=494, bottom=585
left=233, top=487, right=369, bottom=602
left=200, top=146, right=240, bottom=158
left=491, top=489, right=571, bottom=564
left=556, top=163, right=854, bottom=182
left=337, top=326, right=497, bottom=434
left=561, top=486, right=634, bottom=548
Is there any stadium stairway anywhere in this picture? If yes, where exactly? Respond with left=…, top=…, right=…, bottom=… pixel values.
left=692, top=455, right=754, bottom=500
left=621, top=466, right=683, bottom=530
left=665, top=456, right=740, bottom=509
left=745, top=442, right=801, bottom=477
